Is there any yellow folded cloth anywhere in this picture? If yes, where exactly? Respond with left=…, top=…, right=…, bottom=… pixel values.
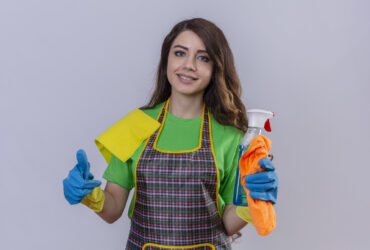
left=81, top=186, right=105, bottom=212
left=95, top=109, right=160, bottom=164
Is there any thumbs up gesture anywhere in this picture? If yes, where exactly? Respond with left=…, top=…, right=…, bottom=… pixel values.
left=63, top=149, right=102, bottom=205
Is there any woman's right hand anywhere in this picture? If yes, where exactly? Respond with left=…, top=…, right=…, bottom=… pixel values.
left=63, top=149, right=102, bottom=205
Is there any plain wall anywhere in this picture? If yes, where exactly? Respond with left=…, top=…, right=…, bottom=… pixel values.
left=1, top=0, right=369, bottom=249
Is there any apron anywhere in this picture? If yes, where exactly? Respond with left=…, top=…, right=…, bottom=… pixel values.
left=126, top=100, right=231, bottom=250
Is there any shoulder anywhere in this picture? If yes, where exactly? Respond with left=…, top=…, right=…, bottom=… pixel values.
left=209, top=111, right=244, bottom=146
left=95, top=104, right=163, bottom=164
left=140, top=102, right=166, bottom=120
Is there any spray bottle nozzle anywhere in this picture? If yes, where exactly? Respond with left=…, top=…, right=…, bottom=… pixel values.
left=247, top=109, right=274, bottom=131
left=264, top=119, right=272, bottom=132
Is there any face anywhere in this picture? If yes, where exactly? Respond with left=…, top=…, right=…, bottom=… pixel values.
left=167, top=30, right=214, bottom=98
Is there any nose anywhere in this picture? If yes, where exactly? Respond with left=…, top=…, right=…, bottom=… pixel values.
left=182, top=55, right=196, bottom=71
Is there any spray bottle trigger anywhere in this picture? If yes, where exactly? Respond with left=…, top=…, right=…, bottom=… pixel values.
left=264, top=119, right=272, bottom=132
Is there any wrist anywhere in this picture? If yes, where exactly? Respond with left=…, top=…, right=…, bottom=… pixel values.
left=236, top=206, right=254, bottom=225
left=81, top=186, right=105, bottom=212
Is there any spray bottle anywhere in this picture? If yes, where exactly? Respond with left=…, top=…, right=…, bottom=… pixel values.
left=233, top=109, right=274, bottom=206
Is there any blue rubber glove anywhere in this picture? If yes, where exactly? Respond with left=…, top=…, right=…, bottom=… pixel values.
left=63, top=149, right=102, bottom=205
left=244, top=158, right=278, bottom=204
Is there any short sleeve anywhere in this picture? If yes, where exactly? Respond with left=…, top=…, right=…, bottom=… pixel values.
left=102, top=154, right=135, bottom=190
left=219, top=131, right=243, bottom=205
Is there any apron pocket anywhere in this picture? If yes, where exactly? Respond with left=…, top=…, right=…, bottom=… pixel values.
left=142, top=242, right=215, bottom=250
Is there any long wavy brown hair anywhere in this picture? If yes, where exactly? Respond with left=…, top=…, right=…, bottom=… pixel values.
left=141, top=18, right=248, bottom=132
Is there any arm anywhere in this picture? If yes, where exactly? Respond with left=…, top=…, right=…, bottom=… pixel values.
left=97, top=182, right=130, bottom=224
left=222, top=204, right=248, bottom=236
left=63, top=150, right=133, bottom=224
left=225, top=158, right=278, bottom=236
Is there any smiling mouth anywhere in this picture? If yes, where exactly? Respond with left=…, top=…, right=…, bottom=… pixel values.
left=177, top=74, right=198, bottom=81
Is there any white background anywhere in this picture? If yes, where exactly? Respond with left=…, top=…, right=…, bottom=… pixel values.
left=1, top=1, right=369, bottom=249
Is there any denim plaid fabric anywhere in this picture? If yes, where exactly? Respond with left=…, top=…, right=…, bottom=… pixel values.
left=126, top=101, right=230, bottom=250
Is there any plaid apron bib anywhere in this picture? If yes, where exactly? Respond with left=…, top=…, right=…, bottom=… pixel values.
left=126, top=100, right=231, bottom=250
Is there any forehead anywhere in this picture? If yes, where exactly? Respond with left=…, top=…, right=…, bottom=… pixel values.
left=171, top=30, right=206, bottom=51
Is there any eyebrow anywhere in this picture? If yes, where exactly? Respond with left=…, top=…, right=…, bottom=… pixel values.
left=173, top=45, right=208, bottom=54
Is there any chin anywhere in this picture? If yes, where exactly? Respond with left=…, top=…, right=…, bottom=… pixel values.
left=177, top=90, right=203, bottom=97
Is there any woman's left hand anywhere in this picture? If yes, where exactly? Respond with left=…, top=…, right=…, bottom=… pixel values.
left=244, top=158, right=278, bottom=204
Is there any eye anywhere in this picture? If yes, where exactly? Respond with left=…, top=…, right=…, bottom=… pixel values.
left=174, top=50, right=185, bottom=56
left=198, top=55, right=210, bottom=62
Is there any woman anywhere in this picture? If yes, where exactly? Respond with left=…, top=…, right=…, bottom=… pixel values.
left=63, top=18, right=278, bottom=249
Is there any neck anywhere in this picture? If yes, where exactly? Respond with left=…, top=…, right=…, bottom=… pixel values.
left=168, top=92, right=204, bottom=119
